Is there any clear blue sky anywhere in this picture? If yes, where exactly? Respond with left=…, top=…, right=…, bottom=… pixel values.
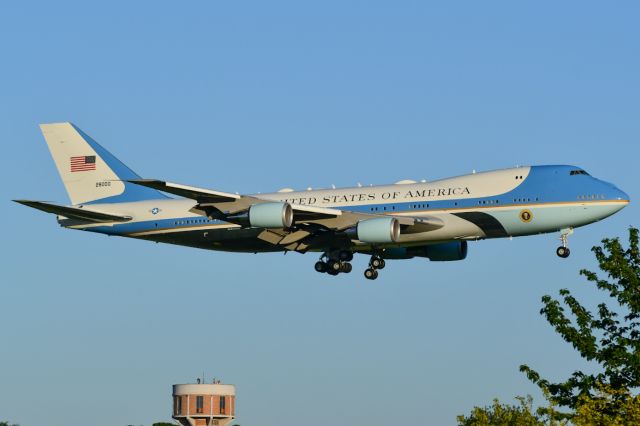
left=1, top=1, right=638, bottom=425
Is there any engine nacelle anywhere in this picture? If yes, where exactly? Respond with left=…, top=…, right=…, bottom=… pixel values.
left=383, top=241, right=468, bottom=261
left=422, top=241, right=468, bottom=261
left=352, top=217, right=400, bottom=243
left=248, top=202, right=293, bottom=228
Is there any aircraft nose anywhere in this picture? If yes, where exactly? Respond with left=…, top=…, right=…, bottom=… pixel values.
left=614, top=187, right=630, bottom=203
left=609, top=186, right=630, bottom=214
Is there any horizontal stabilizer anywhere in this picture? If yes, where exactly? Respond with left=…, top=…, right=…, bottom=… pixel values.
left=13, top=200, right=132, bottom=223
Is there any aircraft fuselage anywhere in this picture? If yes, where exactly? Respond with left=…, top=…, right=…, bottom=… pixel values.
left=62, top=165, right=628, bottom=254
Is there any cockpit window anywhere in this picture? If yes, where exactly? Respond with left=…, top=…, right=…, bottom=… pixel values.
left=570, top=170, right=590, bottom=176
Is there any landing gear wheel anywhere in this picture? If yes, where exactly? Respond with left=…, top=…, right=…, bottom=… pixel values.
left=327, top=260, right=342, bottom=272
left=327, top=269, right=339, bottom=276
left=556, top=246, right=570, bottom=258
left=340, top=262, right=353, bottom=273
left=338, top=250, right=354, bottom=262
left=377, top=259, right=386, bottom=269
left=364, top=268, right=378, bottom=280
left=371, top=257, right=384, bottom=269
left=557, top=228, right=573, bottom=259
left=314, top=261, right=327, bottom=273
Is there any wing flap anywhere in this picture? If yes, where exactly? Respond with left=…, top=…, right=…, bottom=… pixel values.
left=291, top=204, right=342, bottom=221
left=13, top=200, right=132, bottom=223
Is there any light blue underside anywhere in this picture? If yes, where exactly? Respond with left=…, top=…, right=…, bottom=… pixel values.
left=491, top=203, right=623, bottom=236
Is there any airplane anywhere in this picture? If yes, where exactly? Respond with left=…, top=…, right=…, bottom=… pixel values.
left=14, top=123, right=630, bottom=280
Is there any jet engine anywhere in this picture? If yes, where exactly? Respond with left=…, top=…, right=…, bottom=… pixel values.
left=350, top=217, right=400, bottom=243
left=248, top=202, right=294, bottom=228
left=383, top=241, right=468, bottom=261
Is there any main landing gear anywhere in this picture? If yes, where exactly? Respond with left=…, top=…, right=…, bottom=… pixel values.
left=314, top=250, right=353, bottom=276
left=314, top=250, right=387, bottom=280
left=556, top=228, right=573, bottom=258
left=364, top=254, right=385, bottom=280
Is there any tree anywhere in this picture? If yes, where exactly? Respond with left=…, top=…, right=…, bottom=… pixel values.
left=520, top=227, right=640, bottom=411
left=456, top=395, right=544, bottom=425
left=572, top=383, right=640, bottom=426
left=0, top=422, right=19, bottom=426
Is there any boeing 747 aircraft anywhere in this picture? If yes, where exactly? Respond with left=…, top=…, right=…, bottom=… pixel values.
left=15, top=123, right=630, bottom=279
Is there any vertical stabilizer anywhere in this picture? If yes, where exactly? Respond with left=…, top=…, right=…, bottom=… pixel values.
left=39, top=122, right=167, bottom=205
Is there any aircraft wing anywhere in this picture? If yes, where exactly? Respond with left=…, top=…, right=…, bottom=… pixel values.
left=130, top=179, right=442, bottom=225
left=129, top=179, right=444, bottom=248
left=13, top=200, right=132, bottom=223
left=129, top=179, right=349, bottom=218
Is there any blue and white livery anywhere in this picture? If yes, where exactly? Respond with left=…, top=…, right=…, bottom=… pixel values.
left=15, top=123, right=630, bottom=279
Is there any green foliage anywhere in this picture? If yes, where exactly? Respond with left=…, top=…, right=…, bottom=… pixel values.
left=520, top=227, right=640, bottom=410
left=0, top=422, right=19, bottom=426
left=456, top=395, right=546, bottom=425
left=572, top=383, right=640, bottom=426
left=457, top=393, right=571, bottom=426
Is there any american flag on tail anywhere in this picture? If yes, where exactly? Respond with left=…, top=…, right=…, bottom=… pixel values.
left=70, top=155, right=96, bottom=172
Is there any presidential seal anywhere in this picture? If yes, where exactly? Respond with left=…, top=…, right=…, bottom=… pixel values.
left=520, top=209, right=533, bottom=223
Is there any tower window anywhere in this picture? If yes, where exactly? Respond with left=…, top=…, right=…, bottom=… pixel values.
left=196, top=395, right=204, bottom=413
left=220, top=396, right=226, bottom=413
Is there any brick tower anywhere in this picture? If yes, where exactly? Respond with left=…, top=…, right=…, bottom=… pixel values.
left=172, top=381, right=236, bottom=426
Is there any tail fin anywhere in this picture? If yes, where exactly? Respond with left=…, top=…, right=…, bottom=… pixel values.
left=40, top=122, right=168, bottom=205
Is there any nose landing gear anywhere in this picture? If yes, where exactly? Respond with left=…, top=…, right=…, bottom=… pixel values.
left=556, top=246, right=570, bottom=258
left=556, top=228, right=573, bottom=258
